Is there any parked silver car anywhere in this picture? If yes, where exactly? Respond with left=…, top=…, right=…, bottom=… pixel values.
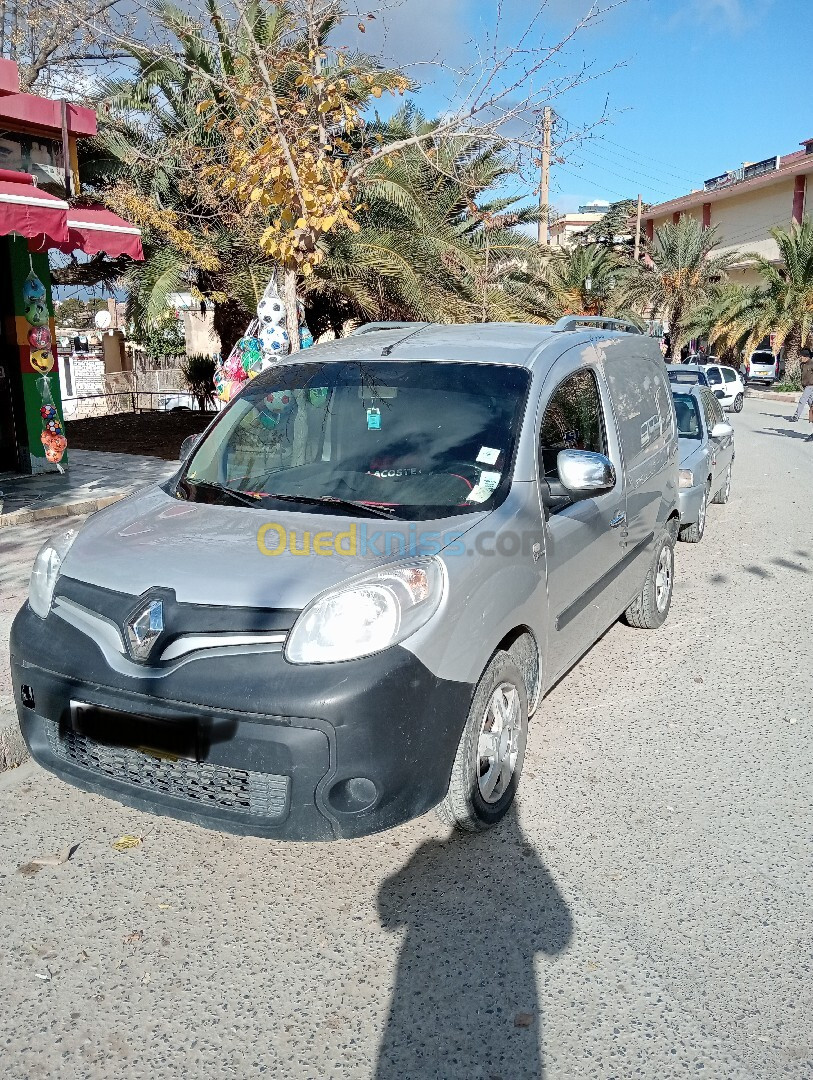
left=673, top=383, right=735, bottom=543
left=12, top=317, right=679, bottom=840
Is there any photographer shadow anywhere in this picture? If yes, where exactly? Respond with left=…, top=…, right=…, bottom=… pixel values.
left=375, top=807, right=573, bottom=1080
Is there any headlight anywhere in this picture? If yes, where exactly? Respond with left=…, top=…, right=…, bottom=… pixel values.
left=678, top=469, right=694, bottom=489
left=285, top=557, right=444, bottom=664
left=29, top=527, right=78, bottom=619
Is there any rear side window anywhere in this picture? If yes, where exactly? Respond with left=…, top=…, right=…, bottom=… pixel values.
left=539, top=369, right=605, bottom=478
left=700, top=390, right=723, bottom=430
left=706, top=367, right=722, bottom=384
left=605, top=354, right=670, bottom=465
left=723, top=368, right=737, bottom=383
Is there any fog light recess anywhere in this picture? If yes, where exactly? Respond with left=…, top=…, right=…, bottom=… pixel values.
left=327, top=777, right=378, bottom=814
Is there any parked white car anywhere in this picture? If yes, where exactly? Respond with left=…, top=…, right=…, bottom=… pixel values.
left=157, top=392, right=224, bottom=413
left=700, top=363, right=745, bottom=413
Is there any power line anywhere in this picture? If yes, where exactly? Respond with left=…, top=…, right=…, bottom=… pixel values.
left=553, top=163, right=634, bottom=203
left=592, top=134, right=697, bottom=183
left=573, top=148, right=677, bottom=197
left=589, top=138, right=696, bottom=187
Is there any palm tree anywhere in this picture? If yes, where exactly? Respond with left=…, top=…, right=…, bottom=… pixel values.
left=305, top=107, right=547, bottom=330
left=724, top=219, right=813, bottom=382
left=624, top=217, right=736, bottom=360
left=542, top=243, right=632, bottom=320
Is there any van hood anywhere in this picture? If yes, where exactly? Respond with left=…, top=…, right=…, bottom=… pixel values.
left=59, top=484, right=488, bottom=610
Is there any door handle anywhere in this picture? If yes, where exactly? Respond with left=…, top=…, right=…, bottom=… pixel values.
left=609, top=511, right=626, bottom=529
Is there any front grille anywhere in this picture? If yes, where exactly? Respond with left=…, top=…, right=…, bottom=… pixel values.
left=45, top=721, right=289, bottom=820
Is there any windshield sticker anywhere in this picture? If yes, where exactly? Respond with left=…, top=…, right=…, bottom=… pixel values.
left=366, top=407, right=381, bottom=430
left=476, top=446, right=501, bottom=465
left=466, top=470, right=501, bottom=503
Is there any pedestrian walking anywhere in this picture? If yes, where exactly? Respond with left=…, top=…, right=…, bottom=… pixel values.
left=789, top=348, right=813, bottom=425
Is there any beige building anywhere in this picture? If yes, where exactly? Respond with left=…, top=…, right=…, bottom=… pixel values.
left=549, top=200, right=611, bottom=247
left=643, top=139, right=813, bottom=285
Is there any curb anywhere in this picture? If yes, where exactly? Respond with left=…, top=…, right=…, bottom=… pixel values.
left=0, top=493, right=126, bottom=529
left=744, top=388, right=797, bottom=403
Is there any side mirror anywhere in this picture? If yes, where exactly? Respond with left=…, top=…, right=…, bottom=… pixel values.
left=710, top=422, right=733, bottom=439
left=179, top=433, right=201, bottom=461
left=713, top=389, right=725, bottom=399
left=556, top=449, right=616, bottom=500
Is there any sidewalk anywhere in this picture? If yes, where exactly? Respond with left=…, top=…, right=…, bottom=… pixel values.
left=1, top=450, right=176, bottom=768
left=0, top=449, right=177, bottom=527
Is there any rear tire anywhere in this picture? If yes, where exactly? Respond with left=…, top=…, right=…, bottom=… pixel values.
left=712, top=463, right=732, bottom=504
left=436, top=652, right=528, bottom=832
left=623, top=533, right=675, bottom=630
left=678, top=482, right=709, bottom=544
left=732, top=393, right=744, bottom=413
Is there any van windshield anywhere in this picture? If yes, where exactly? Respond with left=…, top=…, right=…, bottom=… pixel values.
left=180, top=360, right=531, bottom=520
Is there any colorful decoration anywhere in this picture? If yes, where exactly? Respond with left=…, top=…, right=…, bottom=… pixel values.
left=24, top=298, right=49, bottom=326
left=22, top=270, right=46, bottom=302
left=29, top=347, right=54, bottom=374
left=21, top=258, right=66, bottom=466
left=212, top=276, right=312, bottom=403
left=259, top=323, right=289, bottom=356
left=28, top=325, right=52, bottom=349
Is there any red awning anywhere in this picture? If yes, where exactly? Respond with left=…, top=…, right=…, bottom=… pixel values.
left=62, top=206, right=144, bottom=261
left=0, top=172, right=69, bottom=246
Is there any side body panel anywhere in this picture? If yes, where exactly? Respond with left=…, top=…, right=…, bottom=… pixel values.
left=598, top=337, right=678, bottom=599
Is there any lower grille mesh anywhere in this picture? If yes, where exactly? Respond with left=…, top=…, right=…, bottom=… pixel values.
left=45, top=721, right=289, bottom=820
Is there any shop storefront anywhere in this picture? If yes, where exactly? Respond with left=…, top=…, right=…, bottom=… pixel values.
left=0, top=58, right=143, bottom=475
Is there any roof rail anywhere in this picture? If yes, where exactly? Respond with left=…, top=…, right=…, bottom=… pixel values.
left=551, top=315, right=643, bottom=335
left=350, top=321, right=430, bottom=336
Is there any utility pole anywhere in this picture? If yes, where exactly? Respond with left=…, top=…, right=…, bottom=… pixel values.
left=633, top=193, right=643, bottom=261
left=538, top=107, right=552, bottom=246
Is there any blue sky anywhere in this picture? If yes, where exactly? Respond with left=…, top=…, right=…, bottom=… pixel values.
left=362, top=0, right=812, bottom=213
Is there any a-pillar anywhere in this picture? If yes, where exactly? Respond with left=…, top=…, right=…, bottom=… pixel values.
left=792, top=175, right=806, bottom=224
left=0, top=235, right=65, bottom=474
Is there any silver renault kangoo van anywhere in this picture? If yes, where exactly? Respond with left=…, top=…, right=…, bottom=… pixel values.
left=12, top=318, right=679, bottom=840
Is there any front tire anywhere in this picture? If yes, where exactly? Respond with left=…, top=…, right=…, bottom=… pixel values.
left=623, top=533, right=675, bottom=629
left=732, top=393, right=744, bottom=413
left=437, top=652, right=528, bottom=832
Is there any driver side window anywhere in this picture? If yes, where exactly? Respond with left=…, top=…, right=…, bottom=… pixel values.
left=539, top=369, right=606, bottom=479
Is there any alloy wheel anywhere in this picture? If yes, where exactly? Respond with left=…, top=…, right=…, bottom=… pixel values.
left=477, top=683, right=522, bottom=804
left=655, top=544, right=673, bottom=613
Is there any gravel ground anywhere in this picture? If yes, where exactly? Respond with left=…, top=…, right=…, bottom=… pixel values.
left=0, top=398, right=811, bottom=1079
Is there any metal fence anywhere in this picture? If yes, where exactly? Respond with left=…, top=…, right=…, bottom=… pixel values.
left=61, top=368, right=207, bottom=420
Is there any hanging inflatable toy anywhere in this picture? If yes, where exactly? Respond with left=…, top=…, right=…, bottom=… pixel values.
left=28, top=325, right=52, bottom=350
left=30, top=348, right=55, bottom=374
left=259, top=323, right=289, bottom=356
left=25, top=298, right=49, bottom=327
left=20, top=260, right=67, bottom=467
left=22, top=270, right=46, bottom=302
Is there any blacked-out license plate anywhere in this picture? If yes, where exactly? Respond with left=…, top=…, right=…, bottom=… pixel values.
left=70, top=701, right=198, bottom=762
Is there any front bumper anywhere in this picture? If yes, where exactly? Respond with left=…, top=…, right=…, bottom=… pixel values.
left=678, top=482, right=705, bottom=525
left=10, top=601, right=472, bottom=840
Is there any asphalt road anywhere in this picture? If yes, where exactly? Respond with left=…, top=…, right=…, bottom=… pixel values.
left=1, top=398, right=811, bottom=1080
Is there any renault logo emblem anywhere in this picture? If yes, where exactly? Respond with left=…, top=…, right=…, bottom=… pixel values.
left=125, top=599, right=164, bottom=661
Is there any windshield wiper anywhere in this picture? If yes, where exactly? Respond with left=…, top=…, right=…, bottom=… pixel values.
left=265, top=492, right=397, bottom=519
left=180, top=479, right=262, bottom=509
